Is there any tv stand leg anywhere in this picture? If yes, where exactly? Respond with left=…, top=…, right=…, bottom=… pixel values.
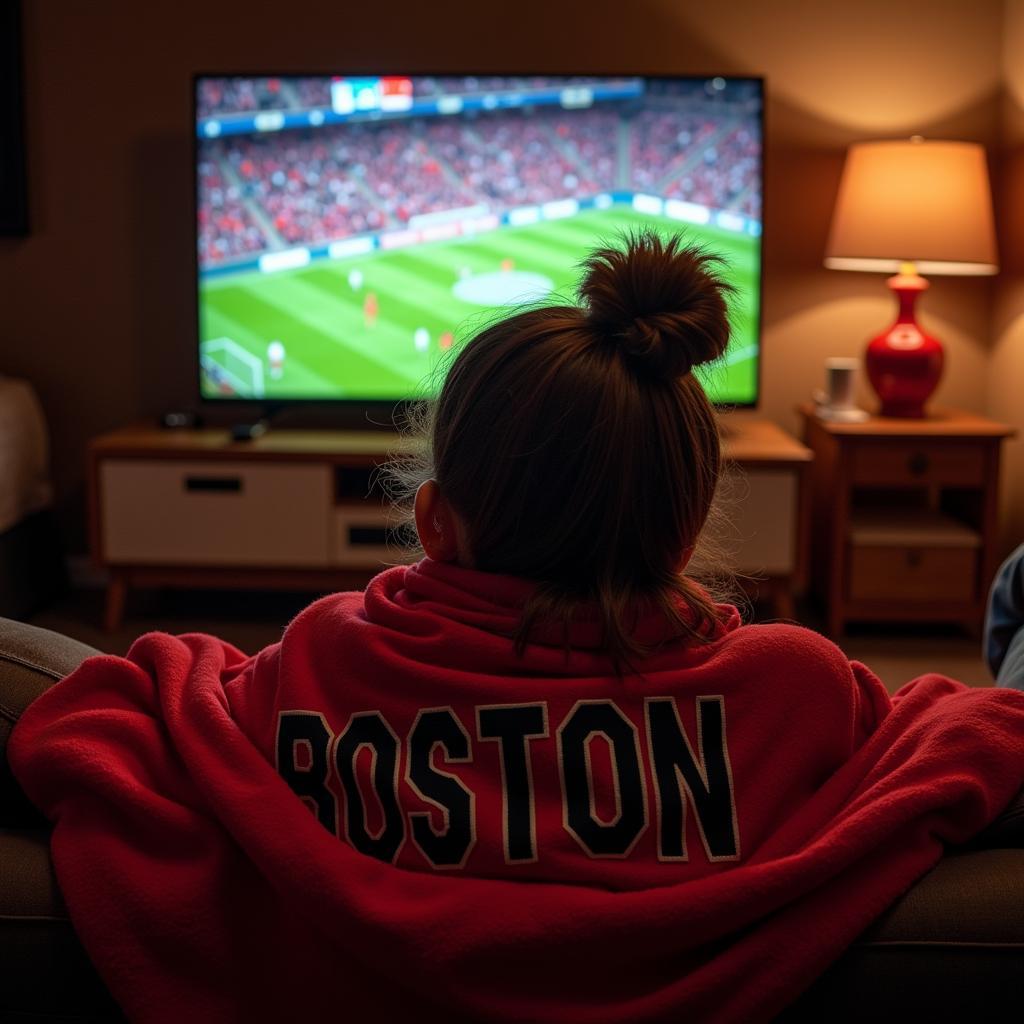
left=104, top=572, right=127, bottom=632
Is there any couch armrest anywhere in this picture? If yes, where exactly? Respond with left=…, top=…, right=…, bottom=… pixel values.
left=0, top=618, right=100, bottom=827
left=0, top=617, right=99, bottom=745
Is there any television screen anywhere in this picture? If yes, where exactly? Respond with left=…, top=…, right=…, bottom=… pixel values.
left=195, top=74, right=762, bottom=404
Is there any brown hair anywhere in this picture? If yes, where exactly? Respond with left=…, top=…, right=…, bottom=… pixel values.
left=389, top=230, right=735, bottom=671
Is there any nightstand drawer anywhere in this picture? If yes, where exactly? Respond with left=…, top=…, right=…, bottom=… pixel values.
left=849, top=443, right=984, bottom=487
left=848, top=545, right=976, bottom=602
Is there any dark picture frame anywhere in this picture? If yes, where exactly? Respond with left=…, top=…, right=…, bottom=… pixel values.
left=0, top=0, right=28, bottom=235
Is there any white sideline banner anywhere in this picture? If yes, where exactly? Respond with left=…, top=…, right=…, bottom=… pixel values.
left=259, top=248, right=311, bottom=273
left=380, top=229, right=421, bottom=250
left=715, top=211, right=746, bottom=232
left=632, top=194, right=664, bottom=215
left=461, top=214, right=500, bottom=235
left=420, top=222, right=461, bottom=242
left=665, top=200, right=711, bottom=225
left=508, top=206, right=541, bottom=226
left=409, top=204, right=488, bottom=229
left=328, top=237, right=375, bottom=260
left=542, top=199, right=579, bottom=221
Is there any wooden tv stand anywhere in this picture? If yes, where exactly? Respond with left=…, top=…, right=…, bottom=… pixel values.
left=88, top=418, right=811, bottom=630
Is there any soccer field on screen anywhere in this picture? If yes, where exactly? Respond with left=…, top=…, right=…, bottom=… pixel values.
left=199, top=207, right=760, bottom=403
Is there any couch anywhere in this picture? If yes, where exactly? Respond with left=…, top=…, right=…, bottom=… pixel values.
left=1, top=616, right=1021, bottom=1022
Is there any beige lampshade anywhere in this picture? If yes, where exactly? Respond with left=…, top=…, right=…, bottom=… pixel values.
left=824, top=139, right=998, bottom=275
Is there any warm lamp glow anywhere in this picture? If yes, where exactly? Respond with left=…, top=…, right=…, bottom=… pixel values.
left=825, top=139, right=998, bottom=275
left=824, top=138, right=998, bottom=418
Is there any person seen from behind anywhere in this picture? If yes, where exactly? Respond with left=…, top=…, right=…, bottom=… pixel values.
left=8, top=232, right=1024, bottom=1024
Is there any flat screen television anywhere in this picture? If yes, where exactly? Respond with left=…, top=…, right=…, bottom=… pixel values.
left=194, top=74, right=762, bottom=406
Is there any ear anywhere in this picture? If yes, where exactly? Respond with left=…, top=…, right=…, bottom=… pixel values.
left=414, top=479, right=461, bottom=562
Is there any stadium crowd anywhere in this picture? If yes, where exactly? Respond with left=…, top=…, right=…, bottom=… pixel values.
left=660, top=121, right=761, bottom=220
left=197, top=78, right=292, bottom=118
left=198, top=102, right=760, bottom=265
left=196, top=158, right=269, bottom=263
left=197, top=76, right=624, bottom=119
left=431, top=109, right=612, bottom=208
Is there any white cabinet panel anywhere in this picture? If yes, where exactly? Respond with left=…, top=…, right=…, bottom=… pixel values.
left=714, top=469, right=797, bottom=575
left=101, top=460, right=331, bottom=566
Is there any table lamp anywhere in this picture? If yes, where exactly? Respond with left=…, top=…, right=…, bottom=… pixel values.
left=824, top=138, right=998, bottom=417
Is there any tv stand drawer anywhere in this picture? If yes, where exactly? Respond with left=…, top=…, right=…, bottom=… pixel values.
left=100, top=460, right=331, bottom=566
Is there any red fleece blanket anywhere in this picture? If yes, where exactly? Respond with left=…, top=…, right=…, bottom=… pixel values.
left=9, top=560, right=1024, bottom=1023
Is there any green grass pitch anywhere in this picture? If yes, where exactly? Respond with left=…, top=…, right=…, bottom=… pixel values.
left=199, top=206, right=760, bottom=403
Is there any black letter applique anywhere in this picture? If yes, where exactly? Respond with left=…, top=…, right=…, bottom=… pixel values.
left=558, top=701, right=647, bottom=857
left=476, top=704, right=548, bottom=863
left=406, top=709, right=476, bottom=868
left=335, top=712, right=405, bottom=863
left=645, top=696, right=739, bottom=861
left=276, top=711, right=338, bottom=835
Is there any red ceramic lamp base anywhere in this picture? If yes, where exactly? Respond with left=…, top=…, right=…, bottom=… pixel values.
left=864, top=267, right=943, bottom=418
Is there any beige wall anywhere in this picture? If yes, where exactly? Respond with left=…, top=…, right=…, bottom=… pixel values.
left=991, top=0, right=1024, bottom=553
left=670, top=0, right=1003, bottom=436
left=0, top=0, right=1019, bottom=548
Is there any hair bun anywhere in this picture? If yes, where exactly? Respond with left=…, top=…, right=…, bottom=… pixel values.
left=579, top=230, right=734, bottom=380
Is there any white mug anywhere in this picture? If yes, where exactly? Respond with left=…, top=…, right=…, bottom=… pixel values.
left=820, top=357, right=859, bottom=410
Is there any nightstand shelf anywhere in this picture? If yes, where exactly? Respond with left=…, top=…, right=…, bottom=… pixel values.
left=798, top=405, right=1014, bottom=637
left=847, top=507, right=981, bottom=548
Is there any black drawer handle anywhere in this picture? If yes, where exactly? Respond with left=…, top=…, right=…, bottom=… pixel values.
left=349, top=526, right=389, bottom=546
left=907, top=452, right=929, bottom=476
left=906, top=549, right=923, bottom=569
left=184, top=476, right=242, bottom=493
left=348, top=525, right=410, bottom=547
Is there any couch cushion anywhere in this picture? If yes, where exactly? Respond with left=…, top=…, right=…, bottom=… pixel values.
left=0, top=829, right=124, bottom=1022
left=779, top=848, right=1024, bottom=1019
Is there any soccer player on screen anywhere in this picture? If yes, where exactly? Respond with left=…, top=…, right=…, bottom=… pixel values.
left=267, top=340, right=286, bottom=380
left=364, top=292, right=379, bottom=328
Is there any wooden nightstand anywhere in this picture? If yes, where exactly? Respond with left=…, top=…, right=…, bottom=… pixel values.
left=798, top=405, right=1015, bottom=637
